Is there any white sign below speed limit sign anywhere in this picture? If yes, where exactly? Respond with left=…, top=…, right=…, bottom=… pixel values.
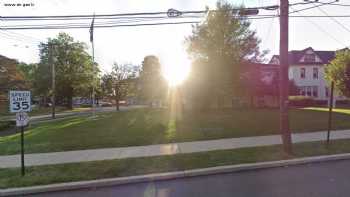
left=16, top=111, right=29, bottom=127
left=9, top=91, right=31, bottom=113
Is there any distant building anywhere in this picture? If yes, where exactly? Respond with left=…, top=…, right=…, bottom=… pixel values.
left=269, top=47, right=345, bottom=101
left=239, top=61, right=279, bottom=107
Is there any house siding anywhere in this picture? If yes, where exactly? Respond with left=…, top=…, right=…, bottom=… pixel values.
left=289, top=65, right=329, bottom=100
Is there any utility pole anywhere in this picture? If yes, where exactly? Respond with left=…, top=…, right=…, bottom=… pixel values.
left=90, top=14, right=96, bottom=117
left=279, top=0, right=292, bottom=154
left=49, top=43, right=56, bottom=119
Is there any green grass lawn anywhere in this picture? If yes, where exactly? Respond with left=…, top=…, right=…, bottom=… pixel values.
left=2, top=138, right=350, bottom=189
left=1, top=108, right=350, bottom=155
left=303, top=107, right=350, bottom=115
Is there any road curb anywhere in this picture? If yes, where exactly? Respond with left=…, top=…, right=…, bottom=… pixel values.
left=2, top=152, right=350, bottom=196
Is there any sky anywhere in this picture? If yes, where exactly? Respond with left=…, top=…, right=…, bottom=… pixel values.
left=0, top=0, right=350, bottom=76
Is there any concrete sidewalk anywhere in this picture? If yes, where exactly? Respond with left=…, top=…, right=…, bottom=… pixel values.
left=1, top=129, right=350, bottom=168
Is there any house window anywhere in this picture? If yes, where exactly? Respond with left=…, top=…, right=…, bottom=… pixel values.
left=312, top=86, right=318, bottom=97
left=300, top=68, right=306, bottom=79
left=306, top=86, right=312, bottom=96
left=300, top=87, right=306, bottom=96
left=313, top=67, right=318, bottom=79
left=325, top=87, right=329, bottom=97
left=304, top=54, right=316, bottom=62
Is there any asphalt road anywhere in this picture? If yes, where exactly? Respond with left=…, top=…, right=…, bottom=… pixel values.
left=27, top=159, right=350, bottom=197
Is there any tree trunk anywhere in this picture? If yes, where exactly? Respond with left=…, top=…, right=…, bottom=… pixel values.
left=67, top=87, right=73, bottom=110
left=217, top=95, right=221, bottom=110
left=42, top=96, right=47, bottom=107
left=115, top=96, right=120, bottom=111
left=67, top=96, right=73, bottom=109
left=250, top=95, right=254, bottom=108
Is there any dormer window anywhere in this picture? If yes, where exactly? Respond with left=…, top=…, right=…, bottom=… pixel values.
left=313, top=67, right=318, bottom=79
left=304, top=54, right=316, bottom=62
left=300, top=68, right=306, bottom=79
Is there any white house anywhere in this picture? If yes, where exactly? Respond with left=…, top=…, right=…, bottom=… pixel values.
left=269, top=47, right=346, bottom=101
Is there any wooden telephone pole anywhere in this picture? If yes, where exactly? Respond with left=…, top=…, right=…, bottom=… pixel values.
left=279, top=0, right=293, bottom=154
left=49, top=43, right=56, bottom=119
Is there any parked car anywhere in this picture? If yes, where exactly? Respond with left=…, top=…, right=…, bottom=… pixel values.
left=98, top=101, right=113, bottom=107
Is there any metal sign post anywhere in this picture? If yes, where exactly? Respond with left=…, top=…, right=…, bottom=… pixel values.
left=9, top=91, right=31, bottom=176
left=16, top=111, right=29, bottom=176
left=21, top=125, right=25, bottom=176
left=326, top=81, right=335, bottom=146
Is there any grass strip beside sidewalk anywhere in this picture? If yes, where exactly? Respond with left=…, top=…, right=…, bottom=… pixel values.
left=2, top=139, right=350, bottom=189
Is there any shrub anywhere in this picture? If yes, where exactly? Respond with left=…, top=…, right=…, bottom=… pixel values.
left=289, top=96, right=315, bottom=107
left=80, top=104, right=92, bottom=108
left=0, top=120, right=15, bottom=132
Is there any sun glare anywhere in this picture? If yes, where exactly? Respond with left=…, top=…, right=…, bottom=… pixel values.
left=161, top=52, right=191, bottom=87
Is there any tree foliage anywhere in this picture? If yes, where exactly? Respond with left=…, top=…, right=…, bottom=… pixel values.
left=138, top=55, right=168, bottom=105
left=0, top=56, right=27, bottom=106
left=16, top=62, right=38, bottom=89
left=185, top=0, right=263, bottom=109
left=0, top=57, right=26, bottom=92
left=325, top=49, right=350, bottom=97
left=101, top=63, right=137, bottom=110
left=35, top=32, right=97, bottom=108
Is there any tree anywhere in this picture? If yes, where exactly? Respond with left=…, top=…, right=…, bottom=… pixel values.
left=138, top=55, right=168, bottom=106
left=101, top=63, right=136, bottom=111
left=101, top=73, right=114, bottom=99
left=35, top=32, right=97, bottom=109
left=16, top=62, right=38, bottom=89
left=0, top=56, right=27, bottom=106
left=325, top=49, right=350, bottom=97
left=185, top=0, right=263, bottom=109
left=0, top=57, right=26, bottom=92
left=240, top=63, right=264, bottom=107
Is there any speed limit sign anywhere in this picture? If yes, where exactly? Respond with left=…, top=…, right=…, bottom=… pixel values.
left=9, top=91, right=31, bottom=113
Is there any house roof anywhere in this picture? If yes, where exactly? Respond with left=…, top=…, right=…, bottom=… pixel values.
left=0, top=55, right=16, bottom=63
left=269, top=47, right=336, bottom=65
left=241, top=61, right=278, bottom=70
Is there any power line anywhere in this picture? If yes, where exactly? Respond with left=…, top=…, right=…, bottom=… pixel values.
left=5, top=14, right=350, bottom=30
left=2, top=1, right=350, bottom=31
left=319, top=2, right=350, bottom=7
left=316, top=5, right=350, bottom=34
left=290, top=6, right=346, bottom=48
left=0, top=21, right=201, bottom=30
left=0, top=10, right=203, bottom=19
left=2, top=15, right=205, bottom=21
left=0, top=29, right=40, bottom=44
left=263, top=14, right=275, bottom=42
left=1, top=30, right=42, bottom=43
left=0, top=17, right=44, bottom=43
left=2, top=17, right=202, bottom=28
left=289, top=0, right=338, bottom=14
left=0, top=1, right=327, bottom=21
left=5, top=13, right=350, bottom=30
left=0, top=2, right=309, bottom=21
left=0, top=5, right=279, bottom=20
